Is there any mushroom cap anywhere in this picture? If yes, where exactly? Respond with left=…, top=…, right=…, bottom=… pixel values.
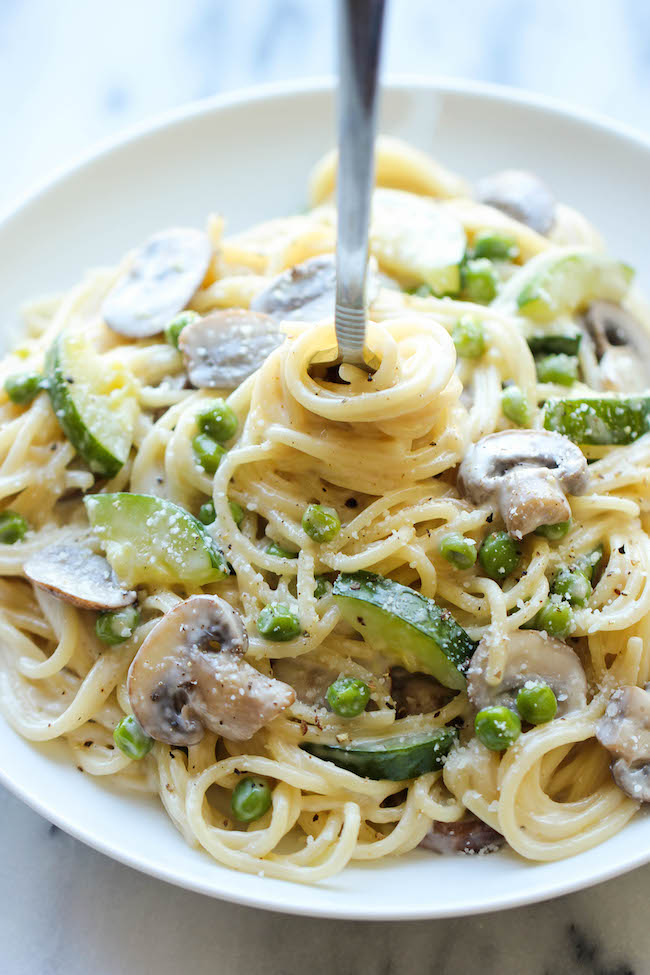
left=583, top=301, right=650, bottom=393
left=467, top=630, right=587, bottom=717
left=179, top=309, right=284, bottom=389
left=457, top=429, right=589, bottom=538
left=250, top=254, right=337, bottom=322
left=103, top=228, right=212, bottom=338
left=250, top=254, right=380, bottom=323
left=24, top=543, right=136, bottom=610
left=596, top=685, right=650, bottom=802
left=476, top=169, right=556, bottom=235
left=128, top=595, right=295, bottom=745
left=419, top=816, right=504, bottom=855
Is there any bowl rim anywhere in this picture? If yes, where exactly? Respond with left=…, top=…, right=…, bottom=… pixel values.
left=2, top=74, right=650, bottom=229
left=2, top=76, right=650, bottom=920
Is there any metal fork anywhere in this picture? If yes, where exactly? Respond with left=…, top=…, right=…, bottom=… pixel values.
left=311, top=0, right=386, bottom=375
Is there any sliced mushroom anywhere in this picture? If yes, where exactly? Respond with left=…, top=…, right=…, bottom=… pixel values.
left=467, top=630, right=587, bottom=717
left=596, top=685, right=650, bottom=802
left=24, top=542, right=136, bottom=610
left=272, top=656, right=338, bottom=709
left=457, top=429, right=589, bottom=538
left=128, top=594, right=295, bottom=745
left=419, top=815, right=504, bottom=855
left=178, top=309, right=284, bottom=389
left=250, top=253, right=380, bottom=323
left=582, top=301, right=650, bottom=393
left=250, top=254, right=336, bottom=322
left=103, top=228, right=212, bottom=338
left=389, top=667, right=455, bottom=717
left=476, top=169, right=556, bottom=235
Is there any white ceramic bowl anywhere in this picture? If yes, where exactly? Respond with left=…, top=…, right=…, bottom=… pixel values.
left=1, top=79, right=649, bottom=920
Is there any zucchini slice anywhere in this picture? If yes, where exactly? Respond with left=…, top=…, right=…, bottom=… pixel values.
left=497, top=250, right=634, bottom=322
left=85, top=493, right=230, bottom=587
left=302, top=728, right=457, bottom=781
left=544, top=395, right=650, bottom=446
left=526, top=329, right=582, bottom=357
left=333, top=571, right=475, bottom=690
left=370, top=188, right=466, bottom=296
left=47, top=332, right=137, bottom=478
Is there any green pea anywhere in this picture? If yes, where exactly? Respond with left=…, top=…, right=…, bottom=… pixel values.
left=0, top=510, right=28, bottom=544
left=534, top=520, right=571, bottom=540
left=460, top=258, right=499, bottom=304
left=198, top=501, right=216, bottom=525
left=164, top=310, right=200, bottom=348
left=439, top=532, right=477, bottom=570
left=326, top=676, right=371, bottom=718
left=266, top=541, right=298, bottom=559
left=516, top=682, right=558, bottom=725
left=113, top=714, right=153, bottom=760
left=192, top=433, right=226, bottom=474
left=501, top=385, right=530, bottom=427
left=410, top=284, right=433, bottom=297
left=302, top=504, right=341, bottom=543
left=4, top=371, right=44, bottom=405
left=475, top=706, right=521, bottom=751
left=577, top=545, right=604, bottom=583
left=197, top=399, right=238, bottom=443
left=257, top=602, right=301, bottom=642
left=314, top=575, right=332, bottom=599
left=452, top=316, right=486, bottom=358
left=478, top=531, right=520, bottom=581
left=96, top=605, right=140, bottom=645
left=552, top=566, right=591, bottom=607
left=534, top=598, right=573, bottom=638
left=535, top=353, right=579, bottom=386
left=231, top=776, right=273, bottom=823
left=229, top=501, right=245, bottom=527
left=472, top=231, right=519, bottom=262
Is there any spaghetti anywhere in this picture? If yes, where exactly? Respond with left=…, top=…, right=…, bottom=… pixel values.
left=0, top=137, right=649, bottom=883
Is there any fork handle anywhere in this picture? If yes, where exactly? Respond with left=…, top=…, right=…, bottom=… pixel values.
left=334, top=0, right=386, bottom=365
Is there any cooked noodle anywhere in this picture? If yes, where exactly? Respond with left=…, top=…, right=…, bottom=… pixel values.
left=1, top=138, right=648, bottom=882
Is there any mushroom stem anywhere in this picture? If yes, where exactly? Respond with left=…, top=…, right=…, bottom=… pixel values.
left=498, top=469, right=571, bottom=540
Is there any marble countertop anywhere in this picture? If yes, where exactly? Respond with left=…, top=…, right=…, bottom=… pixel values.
left=2, top=1, right=650, bottom=972
left=1, top=784, right=645, bottom=975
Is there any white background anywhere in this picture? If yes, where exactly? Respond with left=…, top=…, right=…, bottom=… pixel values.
left=3, top=0, right=650, bottom=211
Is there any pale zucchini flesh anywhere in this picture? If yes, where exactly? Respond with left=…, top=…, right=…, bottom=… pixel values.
left=370, top=188, right=466, bottom=296
left=497, top=249, right=634, bottom=323
left=85, top=493, right=230, bottom=588
left=47, top=332, right=137, bottom=478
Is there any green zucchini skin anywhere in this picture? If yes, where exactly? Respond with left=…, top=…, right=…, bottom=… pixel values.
left=526, top=332, right=581, bottom=357
left=47, top=337, right=124, bottom=478
left=333, top=570, right=475, bottom=690
left=302, top=728, right=458, bottom=780
left=544, top=396, right=650, bottom=446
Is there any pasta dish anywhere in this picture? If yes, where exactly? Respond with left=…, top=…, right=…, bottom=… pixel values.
left=1, top=136, right=649, bottom=883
